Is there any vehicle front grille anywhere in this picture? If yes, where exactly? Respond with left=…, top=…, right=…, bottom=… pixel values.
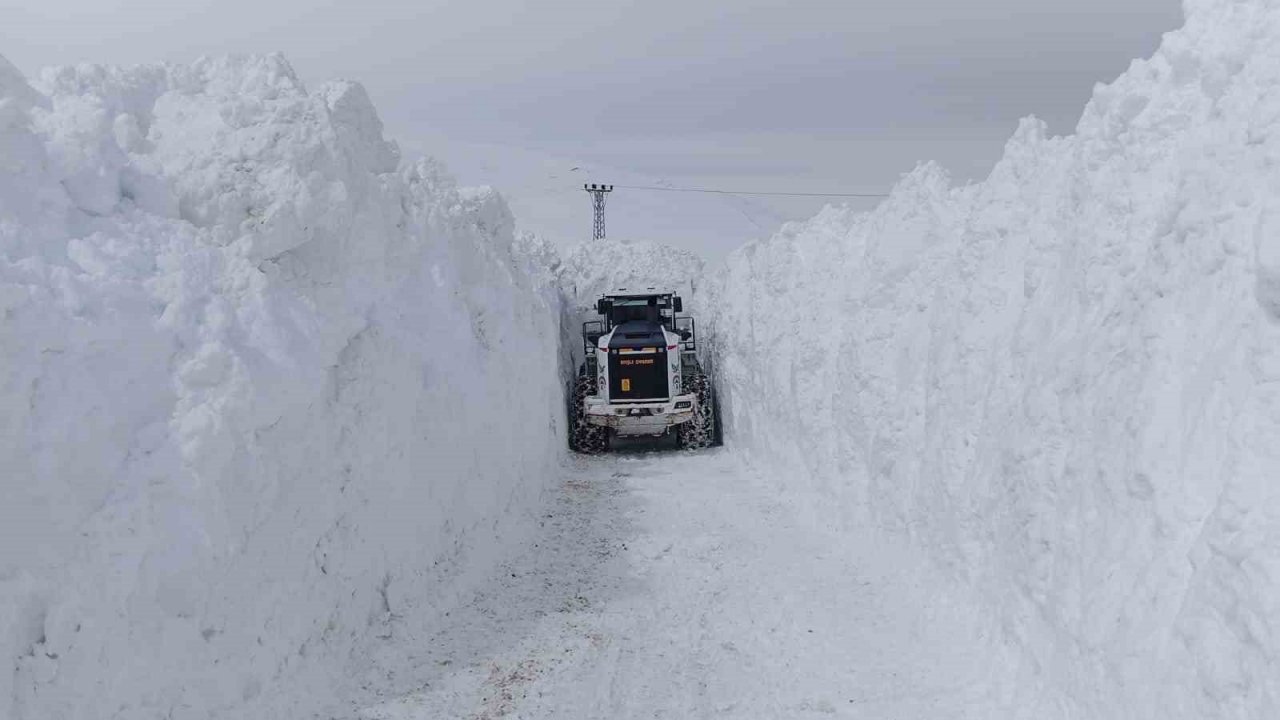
left=609, top=348, right=668, bottom=401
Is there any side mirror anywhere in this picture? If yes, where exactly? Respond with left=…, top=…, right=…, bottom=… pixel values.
left=678, top=329, right=692, bottom=341
left=673, top=297, right=683, bottom=313
left=596, top=299, right=612, bottom=315
left=586, top=331, right=603, bottom=346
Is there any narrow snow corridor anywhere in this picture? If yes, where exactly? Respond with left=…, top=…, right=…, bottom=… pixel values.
left=343, top=450, right=1003, bottom=719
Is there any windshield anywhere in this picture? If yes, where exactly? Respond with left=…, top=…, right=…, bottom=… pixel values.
left=609, top=299, right=660, bottom=325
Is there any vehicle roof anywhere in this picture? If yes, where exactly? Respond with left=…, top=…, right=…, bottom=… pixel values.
left=603, top=291, right=675, bottom=299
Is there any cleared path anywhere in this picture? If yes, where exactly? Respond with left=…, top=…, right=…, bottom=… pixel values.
left=347, top=449, right=1003, bottom=719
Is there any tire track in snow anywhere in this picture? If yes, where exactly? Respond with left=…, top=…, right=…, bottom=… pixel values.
left=346, top=449, right=1006, bottom=719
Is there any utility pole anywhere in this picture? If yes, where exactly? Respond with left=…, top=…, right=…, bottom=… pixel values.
left=584, top=183, right=613, bottom=240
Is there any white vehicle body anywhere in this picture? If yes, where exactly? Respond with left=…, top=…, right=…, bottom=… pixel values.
left=584, top=324, right=697, bottom=436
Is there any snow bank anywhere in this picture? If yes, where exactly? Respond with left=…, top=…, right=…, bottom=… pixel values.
left=0, top=54, right=564, bottom=719
left=710, top=1, right=1280, bottom=717
left=557, top=237, right=703, bottom=310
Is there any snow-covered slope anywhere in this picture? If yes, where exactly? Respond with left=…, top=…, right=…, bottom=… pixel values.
left=0, top=54, right=563, bottom=719
left=710, top=1, right=1280, bottom=717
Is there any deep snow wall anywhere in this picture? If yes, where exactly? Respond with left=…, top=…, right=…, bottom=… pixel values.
left=710, top=1, right=1280, bottom=717
left=0, top=55, right=564, bottom=719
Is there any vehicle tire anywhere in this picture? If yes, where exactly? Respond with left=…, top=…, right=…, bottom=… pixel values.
left=676, top=369, right=715, bottom=450
left=568, top=365, right=610, bottom=454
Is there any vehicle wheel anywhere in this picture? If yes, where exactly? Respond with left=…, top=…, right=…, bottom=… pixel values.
left=568, top=365, right=610, bottom=454
left=676, top=370, right=715, bottom=450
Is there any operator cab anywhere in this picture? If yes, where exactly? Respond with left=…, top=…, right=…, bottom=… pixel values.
left=585, top=291, right=691, bottom=351
left=598, top=293, right=681, bottom=330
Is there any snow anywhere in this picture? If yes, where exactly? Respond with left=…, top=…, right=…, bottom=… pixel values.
left=557, top=236, right=704, bottom=310
left=708, top=0, right=1280, bottom=717
left=1, top=54, right=564, bottom=719
left=348, top=451, right=1006, bottom=720
left=5, top=0, right=1279, bottom=717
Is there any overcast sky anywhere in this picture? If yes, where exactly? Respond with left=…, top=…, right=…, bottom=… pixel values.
left=5, top=0, right=1183, bottom=258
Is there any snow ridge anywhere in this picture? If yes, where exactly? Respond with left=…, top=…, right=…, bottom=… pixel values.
left=710, top=1, right=1280, bottom=717
left=1, top=55, right=564, bottom=719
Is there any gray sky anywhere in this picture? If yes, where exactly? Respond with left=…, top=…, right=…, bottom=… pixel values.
left=5, top=0, right=1183, bottom=259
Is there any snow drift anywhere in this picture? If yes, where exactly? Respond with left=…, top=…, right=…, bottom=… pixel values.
left=710, top=0, right=1280, bottom=717
left=557, top=237, right=704, bottom=312
left=0, top=54, right=563, bottom=719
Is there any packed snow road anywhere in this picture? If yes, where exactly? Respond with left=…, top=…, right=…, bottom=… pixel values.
left=339, top=449, right=1005, bottom=719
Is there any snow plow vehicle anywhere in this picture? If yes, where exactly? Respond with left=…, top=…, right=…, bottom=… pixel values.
left=569, top=291, right=717, bottom=453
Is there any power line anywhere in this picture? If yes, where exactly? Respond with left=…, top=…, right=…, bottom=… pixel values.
left=725, top=195, right=766, bottom=233
left=610, top=183, right=889, bottom=198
